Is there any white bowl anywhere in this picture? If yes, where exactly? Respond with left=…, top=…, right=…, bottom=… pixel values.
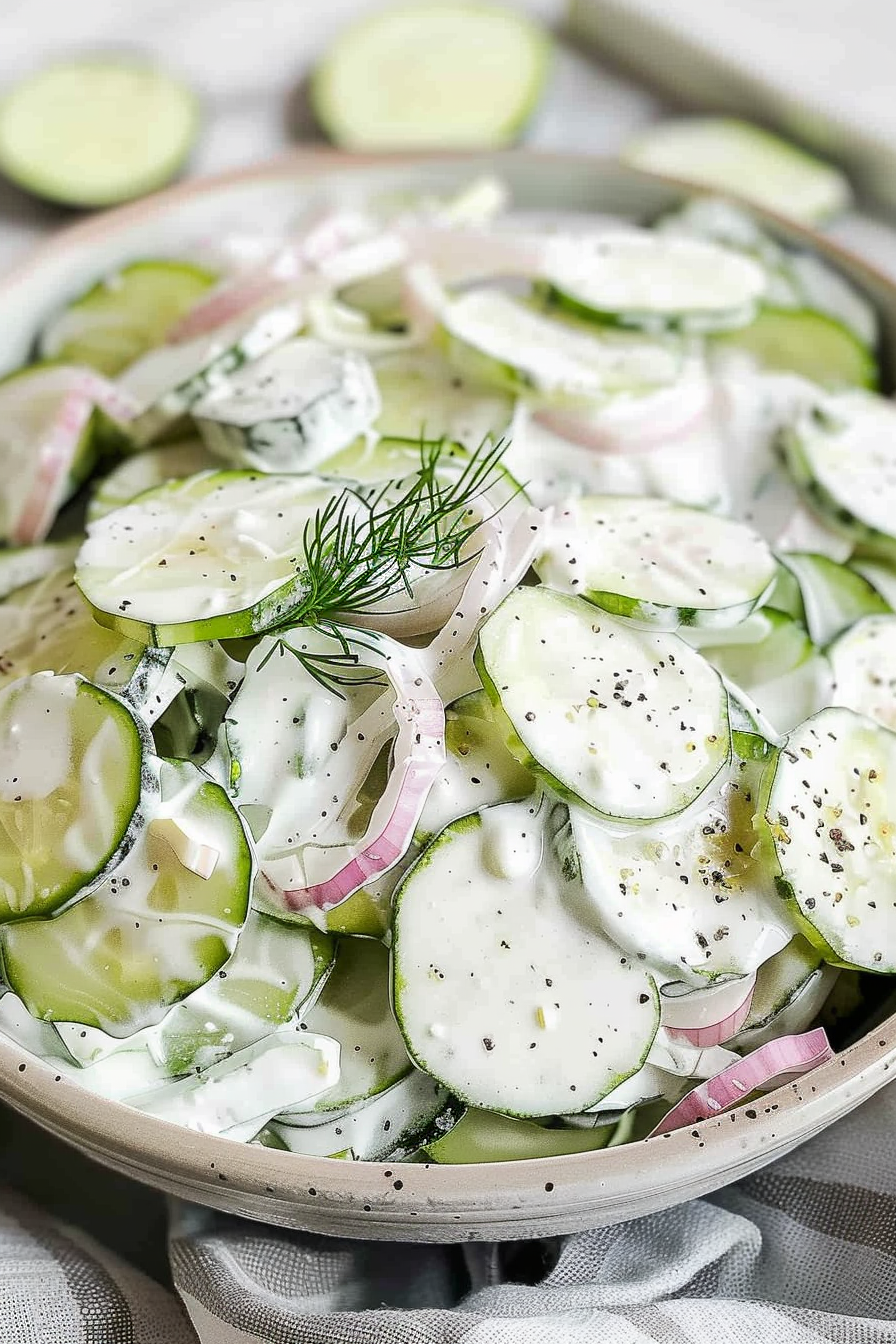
left=2, top=150, right=895, bottom=1242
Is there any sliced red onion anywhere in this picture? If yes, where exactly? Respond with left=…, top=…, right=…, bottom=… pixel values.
left=534, top=366, right=713, bottom=456
left=661, top=974, right=757, bottom=1049
left=649, top=1027, right=835, bottom=1136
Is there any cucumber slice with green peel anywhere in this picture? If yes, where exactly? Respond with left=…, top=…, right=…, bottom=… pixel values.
left=778, top=553, right=890, bottom=647
left=476, top=587, right=731, bottom=823
left=311, top=2, right=550, bottom=150
left=0, top=59, right=199, bottom=208
left=786, top=254, right=878, bottom=350
left=87, top=439, right=216, bottom=523
left=0, top=539, right=80, bottom=600
left=761, top=706, right=896, bottom=971
left=193, top=340, right=381, bottom=472
left=734, top=936, right=837, bottom=1050
left=1, top=757, right=253, bottom=1034
left=268, top=1071, right=462, bottom=1162
left=422, top=1108, right=615, bottom=1164
left=781, top=393, right=896, bottom=561
left=829, top=616, right=896, bottom=731
left=119, top=301, right=302, bottom=446
left=75, top=470, right=339, bottom=645
left=441, top=289, right=683, bottom=402
left=392, top=799, right=659, bottom=1117
left=851, top=558, right=896, bottom=610
left=38, top=261, right=217, bottom=378
left=543, top=233, right=765, bottom=333
left=712, top=307, right=877, bottom=390
left=278, top=937, right=412, bottom=1120
left=318, top=435, right=471, bottom=484
left=571, top=751, right=793, bottom=986
left=0, top=673, right=145, bottom=922
left=766, top=561, right=806, bottom=624
left=535, top=495, right=776, bottom=631
left=374, top=350, right=513, bottom=450
left=623, top=119, right=851, bottom=223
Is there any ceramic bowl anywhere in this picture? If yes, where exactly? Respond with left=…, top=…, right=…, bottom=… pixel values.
left=1, top=150, right=895, bottom=1243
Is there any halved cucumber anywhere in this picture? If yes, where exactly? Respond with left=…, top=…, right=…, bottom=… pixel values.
left=535, top=495, right=776, bottom=630
left=543, top=232, right=764, bottom=332
left=712, top=307, right=876, bottom=390
left=422, top=1108, right=615, bottom=1163
left=193, top=339, right=381, bottom=472
left=441, top=289, right=682, bottom=401
left=393, top=799, right=659, bottom=1117
left=0, top=673, right=145, bottom=921
left=311, top=2, right=550, bottom=150
left=571, top=750, right=793, bottom=985
left=622, top=118, right=851, bottom=223
left=829, top=616, right=896, bottom=731
left=781, top=392, right=896, bottom=560
left=278, top=937, right=411, bottom=1120
left=119, top=301, right=302, bottom=445
left=476, top=586, right=730, bottom=822
left=761, top=706, right=896, bottom=971
left=87, top=439, right=217, bottom=522
left=38, top=261, right=217, bottom=378
left=75, top=470, right=339, bottom=645
left=1, top=758, right=253, bottom=1033
left=778, top=552, right=889, bottom=647
left=0, top=539, right=80, bottom=600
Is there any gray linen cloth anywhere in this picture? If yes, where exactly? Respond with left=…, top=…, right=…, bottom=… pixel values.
left=3, top=1080, right=896, bottom=1342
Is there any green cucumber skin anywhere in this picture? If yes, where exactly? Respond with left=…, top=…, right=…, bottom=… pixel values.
left=713, top=306, right=878, bottom=391
left=782, top=428, right=896, bottom=563
left=544, top=283, right=755, bottom=336
left=582, top=581, right=775, bottom=633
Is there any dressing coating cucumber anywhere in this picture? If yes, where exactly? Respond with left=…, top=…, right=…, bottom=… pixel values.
left=0, top=540, right=80, bottom=601
left=778, top=552, right=889, bottom=647
left=0, top=673, right=145, bottom=921
left=476, top=586, right=730, bottom=822
left=87, top=439, right=216, bottom=522
left=829, top=616, right=896, bottom=731
left=422, top=1108, right=615, bottom=1163
left=733, top=935, right=837, bottom=1050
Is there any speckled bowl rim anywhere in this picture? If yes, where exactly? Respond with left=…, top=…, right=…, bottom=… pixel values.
left=1, top=148, right=895, bottom=1242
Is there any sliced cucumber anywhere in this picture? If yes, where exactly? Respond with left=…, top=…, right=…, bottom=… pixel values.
left=734, top=935, right=837, bottom=1050
left=543, top=232, right=764, bottom=332
left=852, top=558, right=896, bottom=610
left=268, top=1070, right=462, bottom=1161
left=0, top=539, right=79, bottom=600
left=762, top=706, right=896, bottom=971
left=778, top=552, right=889, bottom=647
left=536, top=495, right=775, bottom=630
left=423, top=1108, right=614, bottom=1163
left=441, top=289, right=682, bottom=401
left=476, top=586, right=730, bottom=822
left=622, top=118, right=851, bottom=223
left=1, top=758, right=253, bottom=1033
left=194, top=340, right=381, bottom=473
left=311, top=3, right=550, bottom=150
left=373, top=349, right=513, bottom=450
left=75, top=470, right=339, bottom=645
left=87, top=439, right=216, bottom=523
left=0, top=673, right=144, bottom=921
left=38, top=261, right=217, bottom=378
left=571, top=751, right=793, bottom=985
left=119, top=301, right=302, bottom=445
left=279, top=937, right=411, bottom=1120
left=712, top=307, right=876, bottom=390
left=781, top=393, right=896, bottom=560
left=828, top=616, right=896, bottom=731
left=392, top=799, right=659, bottom=1117
left=0, top=59, right=199, bottom=208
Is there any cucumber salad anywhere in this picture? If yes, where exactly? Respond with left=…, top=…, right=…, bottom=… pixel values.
left=0, top=178, right=894, bottom=1166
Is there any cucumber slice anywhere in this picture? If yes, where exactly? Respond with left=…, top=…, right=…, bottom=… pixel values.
left=1, top=758, right=253, bottom=1033
left=829, top=616, right=896, bottom=730
left=543, top=233, right=764, bottom=332
left=87, top=439, right=216, bottom=522
left=194, top=339, right=381, bottom=472
left=0, top=539, right=79, bottom=600
left=441, top=290, right=682, bottom=401
left=712, top=307, right=877, bottom=390
left=422, top=1108, right=614, bottom=1164
left=75, top=470, right=338, bottom=645
left=622, top=119, right=851, bottom=223
left=311, top=3, right=549, bottom=150
left=781, top=393, right=896, bottom=560
left=535, top=495, right=776, bottom=630
left=476, top=587, right=730, bottom=822
left=762, top=706, right=896, bottom=971
left=0, top=59, right=199, bottom=208
left=852, top=558, right=896, bottom=610
left=572, top=751, right=793, bottom=985
left=0, top=673, right=144, bottom=921
left=734, top=935, right=837, bottom=1050
left=119, top=301, right=302, bottom=445
left=269, top=1071, right=462, bottom=1161
left=374, top=350, right=513, bottom=450
left=279, top=937, right=411, bottom=1119
left=38, top=261, right=217, bottom=378
left=392, top=799, right=659, bottom=1117
left=778, top=553, right=890, bottom=647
